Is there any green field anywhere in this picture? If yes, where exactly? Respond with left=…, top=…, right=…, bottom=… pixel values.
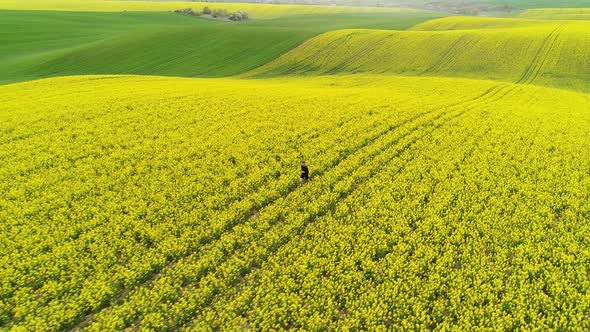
left=0, top=9, right=442, bottom=84
left=2, top=0, right=590, bottom=331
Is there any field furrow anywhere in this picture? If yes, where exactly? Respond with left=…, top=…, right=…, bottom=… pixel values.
left=516, top=26, right=564, bottom=85
left=87, top=82, right=524, bottom=330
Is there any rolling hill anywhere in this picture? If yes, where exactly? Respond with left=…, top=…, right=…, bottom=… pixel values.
left=521, top=8, right=590, bottom=20
left=0, top=9, right=442, bottom=84
left=410, top=16, right=570, bottom=30
left=248, top=17, right=590, bottom=93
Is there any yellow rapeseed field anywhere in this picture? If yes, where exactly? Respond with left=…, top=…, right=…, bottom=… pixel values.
left=521, top=8, right=590, bottom=20
left=3, top=1, right=590, bottom=330
left=0, top=0, right=418, bottom=18
left=410, top=16, right=570, bottom=30
left=2, top=74, right=590, bottom=330
left=248, top=17, right=590, bottom=93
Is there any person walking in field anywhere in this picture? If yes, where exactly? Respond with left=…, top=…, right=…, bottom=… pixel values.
left=300, top=161, right=309, bottom=183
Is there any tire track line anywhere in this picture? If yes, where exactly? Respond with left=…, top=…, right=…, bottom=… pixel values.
left=516, top=26, right=563, bottom=85
left=82, top=83, right=519, bottom=331
left=68, top=97, right=451, bottom=331
left=185, top=83, right=526, bottom=328
left=15, top=99, right=403, bottom=327
left=422, top=35, right=468, bottom=75
left=102, top=109, right=453, bottom=330
left=135, top=84, right=518, bottom=329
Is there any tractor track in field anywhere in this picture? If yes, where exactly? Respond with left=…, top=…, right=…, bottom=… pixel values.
left=280, top=32, right=356, bottom=76
left=16, top=100, right=385, bottom=310
left=27, top=105, right=381, bottom=278
left=73, top=82, right=521, bottom=331
left=123, top=83, right=519, bottom=329
left=164, top=109, right=472, bottom=330
left=324, top=122, right=501, bottom=329
left=178, top=83, right=525, bottom=329
left=516, top=25, right=564, bottom=85
left=423, top=35, right=470, bottom=75
left=67, top=98, right=447, bottom=332
left=93, top=108, right=447, bottom=330
left=61, top=106, right=400, bottom=332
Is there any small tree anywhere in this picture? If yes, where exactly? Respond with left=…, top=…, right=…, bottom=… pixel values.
left=202, top=6, right=212, bottom=15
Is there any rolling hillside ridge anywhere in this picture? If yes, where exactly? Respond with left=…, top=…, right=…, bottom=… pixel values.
left=248, top=18, right=590, bottom=93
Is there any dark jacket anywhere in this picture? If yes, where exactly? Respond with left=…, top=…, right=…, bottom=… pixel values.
left=301, top=165, right=309, bottom=179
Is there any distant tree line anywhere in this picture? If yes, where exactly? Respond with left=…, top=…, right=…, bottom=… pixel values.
left=174, top=7, right=250, bottom=21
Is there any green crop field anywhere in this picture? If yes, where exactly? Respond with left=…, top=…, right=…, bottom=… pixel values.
left=2, top=0, right=590, bottom=331
left=0, top=10, right=442, bottom=84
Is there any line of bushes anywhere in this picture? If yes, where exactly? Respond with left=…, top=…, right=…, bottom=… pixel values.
left=174, top=7, right=249, bottom=21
